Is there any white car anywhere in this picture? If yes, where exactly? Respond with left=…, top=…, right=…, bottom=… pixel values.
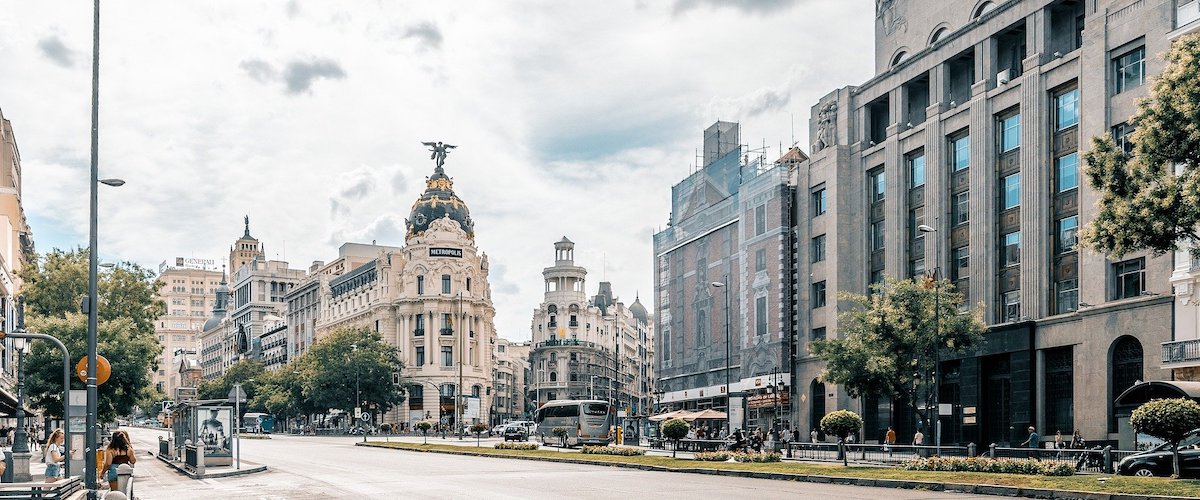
left=491, top=424, right=507, bottom=436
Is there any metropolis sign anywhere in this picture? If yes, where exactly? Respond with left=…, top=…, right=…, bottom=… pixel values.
left=429, top=247, right=463, bottom=258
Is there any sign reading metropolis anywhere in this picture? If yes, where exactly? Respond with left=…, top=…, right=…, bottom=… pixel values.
left=429, top=248, right=463, bottom=258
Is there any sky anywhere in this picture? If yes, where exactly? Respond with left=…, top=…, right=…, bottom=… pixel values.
left=0, top=0, right=874, bottom=342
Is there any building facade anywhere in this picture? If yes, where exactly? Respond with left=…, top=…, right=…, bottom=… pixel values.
left=492, top=338, right=530, bottom=424
left=529, top=238, right=656, bottom=418
left=790, top=0, right=1187, bottom=448
left=152, top=261, right=222, bottom=397
left=653, top=122, right=795, bottom=433
left=0, top=107, right=35, bottom=414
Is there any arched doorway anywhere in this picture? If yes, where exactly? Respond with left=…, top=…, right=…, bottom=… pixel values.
left=1110, top=336, right=1143, bottom=432
left=809, top=379, right=826, bottom=438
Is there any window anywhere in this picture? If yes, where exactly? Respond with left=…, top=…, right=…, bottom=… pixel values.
left=755, top=205, right=766, bottom=236
left=869, top=168, right=886, bottom=203
left=952, top=191, right=969, bottom=226
left=1002, top=173, right=1021, bottom=209
left=812, top=235, right=827, bottom=263
left=952, top=135, right=970, bottom=171
left=441, top=346, right=453, bottom=367
left=909, top=153, right=926, bottom=188
left=1044, top=347, right=1074, bottom=434
left=1056, top=153, right=1078, bottom=192
left=1000, top=114, right=1021, bottom=152
left=909, top=206, right=925, bottom=241
left=1055, top=89, right=1079, bottom=130
left=1002, top=290, right=1021, bottom=322
left=811, top=327, right=826, bottom=341
left=442, top=275, right=451, bottom=294
left=910, top=258, right=926, bottom=278
left=417, top=275, right=425, bottom=295
left=416, top=347, right=425, bottom=366
left=1056, top=279, right=1079, bottom=313
left=1113, top=123, right=1135, bottom=156
left=1113, top=258, right=1145, bottom=299
left=755, top=296, right=767, bottom=336
left=1057, top=216, right=1079, bottom=253
left=812, top=187, right=828, bottom=215
left=442, top=313, right=453, bottom=334
left=1113, top=46, right=1145, bottom=94
left=869, top=269, right=884, bottom=290
left=812, top=281, right=827, bottom=308
left=755, top=248, right=767, bottom=271
left=415, top=314, right=425, bottom=335
left=951, top=246, right=970, bottom=280
left=1002, top=231, right=1021, bottom=267
left=466, top=277, right=471, bottom=291
left=870, top=221, right=885, bottom=251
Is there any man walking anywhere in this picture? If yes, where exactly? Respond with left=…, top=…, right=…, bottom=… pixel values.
left=1020, top=426, right=1040, bottom=460
left=913, top=428, right=925, bottom=457
left=885, top=426, right=896, bottom=456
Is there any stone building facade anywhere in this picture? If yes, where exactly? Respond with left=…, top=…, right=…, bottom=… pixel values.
left=152, top=261, right=222, bottom=397
left=492, top=338, right=530, bottom=424
left=790, top=0, right=1188, bottom=448
left=529, top=238, right=656, bottom=418
left=653, top=122, right=795, bottom=433
left=0, top=107, right=35, bottom=414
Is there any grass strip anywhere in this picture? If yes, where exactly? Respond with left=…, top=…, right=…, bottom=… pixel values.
left=361, top=441, right=1200, bottom=498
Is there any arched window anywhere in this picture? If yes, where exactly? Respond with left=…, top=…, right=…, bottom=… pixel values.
left=973, top=1, right=996, bottom=19
left=1110, top=336, right=1143, bottom=431
left=809, top=379, right=826, bottom=436
left=472, top=385, right=481, bottom=397
left=549, top=371, right=558, bottom=382
left=929, top=27, right=948, bottom=45
left=891, top=51, right=909, bottom=68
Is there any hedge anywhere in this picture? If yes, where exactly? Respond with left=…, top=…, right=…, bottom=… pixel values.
left=494, top=442, right=539, bottom=450
left=580, top=446, right=646, bottom=456
left=694, top=451, right=782, bottom=463
left=899, top=457, right=1074, bottom=476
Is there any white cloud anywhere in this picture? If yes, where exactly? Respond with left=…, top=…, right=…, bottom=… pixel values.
left=0, top=1, right=873, bottom=342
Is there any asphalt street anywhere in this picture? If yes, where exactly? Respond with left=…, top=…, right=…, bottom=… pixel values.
left=124, top=427, right=1007, bottom=500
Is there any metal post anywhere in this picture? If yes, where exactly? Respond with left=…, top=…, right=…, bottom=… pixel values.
left=357, top=359, right=363, bottom=443
left=7, top=329, right=71, bottom=477
left=86, top=0, right=101, bottom=496
left=457, top=292, right=463, bottom=439
left=715, top=277, right=731, bottom=435
left=234, top=382, right=240, bottom=470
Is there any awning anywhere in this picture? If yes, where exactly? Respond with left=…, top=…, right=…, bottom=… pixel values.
left=1114, top=380, right=1200, bottom=407
left=682, top=409, right=727, bottom=421
left=650, top=410, right=693, bottom=422
left=0, top=384, right=22, bottom=416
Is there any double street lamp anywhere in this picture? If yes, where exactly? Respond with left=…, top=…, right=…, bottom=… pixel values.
left=710, top=278, right=732, bottom=435
left=917, top=222, right=943, bottom=453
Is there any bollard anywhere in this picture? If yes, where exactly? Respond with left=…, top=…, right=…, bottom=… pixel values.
left=117, top=463, right=133, bottom=496
left=989, top=443, right=996, bottom=458
left=968, top=442, right=976, bottom=457
left=1103, top=445, right=1113, bottom=474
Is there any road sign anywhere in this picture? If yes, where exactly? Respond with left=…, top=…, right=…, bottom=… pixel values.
left=75, top=355, right=111, bottom=385
left=360, top=412, right=371, bottom=423
left=354, top=407, right=362, bottom=419
left=228, top=385, right=248, bottom=404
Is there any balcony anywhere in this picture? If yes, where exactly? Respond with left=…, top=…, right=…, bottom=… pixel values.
left=413, top=328, right=425, bottom=336
left=440, top=328, right=454, bottom=335
left=536, top=338, right=596, bottom=349
left=1180, top=1, right=1200, bottom=29
left=1162, top=338, right=1200, bottom=368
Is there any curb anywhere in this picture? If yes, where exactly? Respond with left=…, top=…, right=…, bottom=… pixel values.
left=355, top=442, right=1197, bottom=500
left=155, top=454, right=268, bottom=479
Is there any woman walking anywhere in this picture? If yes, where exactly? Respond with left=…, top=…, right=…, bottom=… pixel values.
left=43, top=429, right=65, bottom=483
left=103, top=430, right=136, bottom=491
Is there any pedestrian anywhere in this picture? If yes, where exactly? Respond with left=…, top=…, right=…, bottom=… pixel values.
left=810, top=429, right=818, bottom=443
left=885, top=426, right=896, bottom=456
left=103, top=430, right=136, bottom=491
left=1069, top=430, right=1084, bottom=450
left=43, top=429, right=65, bottom=483
left=1054, top=430, right=1065, bottom=459
left=1020, top=426, right=1040, bottom=460
left=913, top=428, right=925, bottom=457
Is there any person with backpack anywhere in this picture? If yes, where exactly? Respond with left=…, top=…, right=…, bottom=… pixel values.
left=43, top=429, right=65, bottom=483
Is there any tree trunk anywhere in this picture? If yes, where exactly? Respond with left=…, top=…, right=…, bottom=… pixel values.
left=1173, top=444, right=1181, bottom=478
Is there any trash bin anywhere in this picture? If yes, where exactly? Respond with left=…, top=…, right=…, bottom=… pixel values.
left=2, top=450, right=12, bottom=483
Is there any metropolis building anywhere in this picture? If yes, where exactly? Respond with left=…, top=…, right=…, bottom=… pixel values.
left=787, top=0, right=1194, bottom=448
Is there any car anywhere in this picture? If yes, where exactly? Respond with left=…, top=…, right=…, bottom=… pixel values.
left=490, top=424, right=507, bottom=436
left=503, top=425, right=528, bottom=442
left=1117, top=429, right=1200, bottom=478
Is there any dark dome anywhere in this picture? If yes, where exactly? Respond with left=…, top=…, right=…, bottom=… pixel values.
left=202, top=316, right=222, bottom=332
left=630, top=295, right=648, bottom=324
left=406, top=166, right=474, bottom=239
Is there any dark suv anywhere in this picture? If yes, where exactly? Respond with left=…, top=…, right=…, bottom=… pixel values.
left=1116, top=430, right=1200, bottom=478
left=503, top=425, right=528, bottom=442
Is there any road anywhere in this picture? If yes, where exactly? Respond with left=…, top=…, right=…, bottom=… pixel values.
left=125, top=427, right=1005, bottom=500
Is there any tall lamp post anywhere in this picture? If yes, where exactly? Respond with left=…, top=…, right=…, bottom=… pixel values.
left=918, top=222, right=942, bottom=453
left=710, top=278, right=731, bottom=435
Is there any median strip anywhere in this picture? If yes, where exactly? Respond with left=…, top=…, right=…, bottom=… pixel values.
left=357, top=441, right=1200, bottom=499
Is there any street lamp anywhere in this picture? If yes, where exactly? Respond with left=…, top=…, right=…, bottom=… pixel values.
left=710, top=278, right=731, bottom=435
left=350, top=343, right=364, bottom=443
left=917, top=222, right=942, bottom=454
left=590, top=375, right=600, bottom=400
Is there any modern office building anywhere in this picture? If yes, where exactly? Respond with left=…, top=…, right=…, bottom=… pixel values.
left=152, top=259, right=222, bottom=396
left=789, top=0, right=1189, bottom=448
left=528, top=238, right=656, bottom=417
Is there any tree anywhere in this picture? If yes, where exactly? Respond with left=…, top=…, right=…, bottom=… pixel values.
left=1081, top=33, right=1200, bottom=258
left=812, top=277, right=985, bottom=434
left=19, top=249, right=165, bottom=422
left=252, top=362, right=313, bottom=430
left=661, top=418, right=689, bottom=458
left=1130, top=398, right=1200, bottom=478
left=820, top=410, right=863, bottom=466
left=198, top=359, right=267, bottom=405
left=470, top=422, right=488, bottom=447
left=303, top=327, right=405, bottom=418
left=416, top=420, right=432, bottom=444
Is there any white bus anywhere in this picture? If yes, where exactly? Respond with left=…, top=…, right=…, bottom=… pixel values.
left=534, top=400, right=614, bottom=447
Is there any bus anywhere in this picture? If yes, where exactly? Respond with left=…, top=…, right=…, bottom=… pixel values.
left=241, top=412, right=276, bottom=434
left=534, top=400, right=614, bottom=447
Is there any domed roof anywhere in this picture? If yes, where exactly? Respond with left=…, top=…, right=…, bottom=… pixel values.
left=406, top=165, right=474, bottom=239
left=630, top=294, right=648, bottom=324
left=202, top=316, right=222, bottom=332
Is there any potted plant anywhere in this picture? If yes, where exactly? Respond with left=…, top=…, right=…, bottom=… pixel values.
left=661, top=418, right=690, bottom=458
left=415, top=420, right=433, bottom=445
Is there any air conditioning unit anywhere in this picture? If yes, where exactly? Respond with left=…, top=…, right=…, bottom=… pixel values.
left=997, top=69, right=1012, bottom=85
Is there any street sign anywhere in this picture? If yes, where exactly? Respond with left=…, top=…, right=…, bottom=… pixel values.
left=228, top=385, right=247, bottom=404
left=360, top=412, right=371, bottom=423
left=938, top=403, right=953, bottom=416
left=354, top=407, right=362, bottom=419
left=75, top=355, right=111, bottom=385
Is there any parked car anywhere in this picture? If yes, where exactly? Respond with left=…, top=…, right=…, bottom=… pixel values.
left=490, top=424, right=507, bottom=436
left=503, top=425, right=528, bottom=442
left=1117, top=430, right=1200, bottom=478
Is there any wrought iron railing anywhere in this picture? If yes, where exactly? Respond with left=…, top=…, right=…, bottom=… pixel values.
left=1162, top=338, right=1200, bottom=364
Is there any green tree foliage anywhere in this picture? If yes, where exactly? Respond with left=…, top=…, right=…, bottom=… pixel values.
left=820, top=409, right=863, bottom=440
left=303, top=327, right=405, bottom=416
left=661, top=418, right=689, bottom=458
left=812, top=277, right=985, bottom=429
left=416, top=420, right=432, bottom=444
left=1081, top=33, right=1200, bottom=258
left=198, top=359, right=267, bottom=403
left=1130, top=398, right=1200, bottom=478
left=19, top=249, right=165, bottom=422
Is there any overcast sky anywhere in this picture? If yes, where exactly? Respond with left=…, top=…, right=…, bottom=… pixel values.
left=0, top=1, right=873, bottom=342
